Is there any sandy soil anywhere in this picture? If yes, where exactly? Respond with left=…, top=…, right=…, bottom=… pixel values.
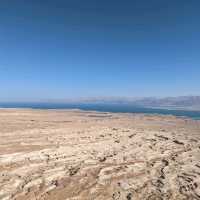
left=0, top=109, right=200, bottom=200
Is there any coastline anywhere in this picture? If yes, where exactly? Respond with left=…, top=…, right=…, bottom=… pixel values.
left=0, top=103, right=200, bottom=120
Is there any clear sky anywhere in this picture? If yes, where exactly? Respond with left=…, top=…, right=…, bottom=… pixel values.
left=0, top=0, right=200, bottom=101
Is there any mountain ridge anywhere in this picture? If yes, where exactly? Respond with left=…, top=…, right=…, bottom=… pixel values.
left=74, top=96, right=200, bottom=111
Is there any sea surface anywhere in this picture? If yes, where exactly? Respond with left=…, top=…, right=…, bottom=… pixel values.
left=0, top=102, right=200, bottom=120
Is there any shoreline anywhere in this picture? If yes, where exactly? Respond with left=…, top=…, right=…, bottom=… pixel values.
left=0, top=106, right=200, bottom=121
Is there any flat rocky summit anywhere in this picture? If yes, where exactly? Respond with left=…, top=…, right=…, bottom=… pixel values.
left=0, top=109, right=200, bottom=200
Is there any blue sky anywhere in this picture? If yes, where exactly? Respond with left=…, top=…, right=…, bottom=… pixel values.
left=0, top=0, right=200, bottom=101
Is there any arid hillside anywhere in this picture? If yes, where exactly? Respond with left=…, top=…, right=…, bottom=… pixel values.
left=0, top=109, right=200, bottom=200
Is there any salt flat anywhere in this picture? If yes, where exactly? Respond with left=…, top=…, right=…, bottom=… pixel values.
left=0, top=109, right=200, bottom=200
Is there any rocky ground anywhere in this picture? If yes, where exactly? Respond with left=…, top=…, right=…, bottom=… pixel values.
left=0, top=109, right=200, bottom=200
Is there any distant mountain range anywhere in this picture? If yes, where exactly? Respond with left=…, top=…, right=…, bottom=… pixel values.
left=133, top=96, right=200, bottom=110
left=76, top=96, right=200, bottom=111
left=2, top=96, right=200, bottom=111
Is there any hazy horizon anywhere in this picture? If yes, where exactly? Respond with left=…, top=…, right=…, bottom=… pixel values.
left=0, top=95, right=200, bottom=103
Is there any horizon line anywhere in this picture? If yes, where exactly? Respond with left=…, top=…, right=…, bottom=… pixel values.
left=0, top=95, right=200, bottom=103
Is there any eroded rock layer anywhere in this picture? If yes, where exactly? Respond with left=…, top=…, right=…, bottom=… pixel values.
left=0, top=109, right=200, bottom=200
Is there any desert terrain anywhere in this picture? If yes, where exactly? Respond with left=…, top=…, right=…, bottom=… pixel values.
left=0, top=109, right=200, bottom=200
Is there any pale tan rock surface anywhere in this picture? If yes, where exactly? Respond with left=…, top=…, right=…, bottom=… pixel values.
left=0, top=109, right=200, bottom=200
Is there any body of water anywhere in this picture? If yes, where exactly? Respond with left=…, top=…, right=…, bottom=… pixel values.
left=0, top=102, right=200, bottom=120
